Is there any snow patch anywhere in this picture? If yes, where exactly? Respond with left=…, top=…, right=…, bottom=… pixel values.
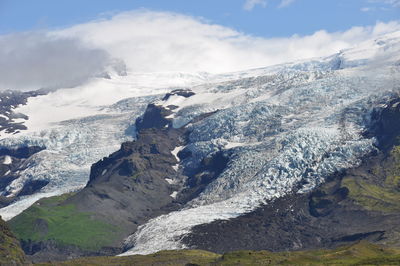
left=3, top=156, right=12, bottom=165
left=165, top=178, right=174, bottom=184
left=11, top=118, right=26, bottom=124
left=224, top=142, right=246, bottom=149
left=171, top=146, right=185, bottom=162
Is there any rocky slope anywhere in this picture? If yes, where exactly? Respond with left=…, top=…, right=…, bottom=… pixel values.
left=8, top=90, right=230, bottom=262
left=0, top=216, right=26, bottom=265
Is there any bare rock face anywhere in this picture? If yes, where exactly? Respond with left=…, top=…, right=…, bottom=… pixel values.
left=68, top=125, right=187, bottom=237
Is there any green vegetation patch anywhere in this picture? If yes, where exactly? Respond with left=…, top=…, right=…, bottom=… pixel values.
left=0, top=217, right=26, bottom=265
left=215, top=242, right=400, bottom=265
left=342, top=144, right=400, bottom=213
left=342, top=177, right=400, bottom=212
left=36, top=242, right=400, bottom=266
left=9, top=193, right=120, bottom=251
left=38, top=249, right=220, bottom=266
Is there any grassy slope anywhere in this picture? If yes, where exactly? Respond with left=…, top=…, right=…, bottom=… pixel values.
left=343, top=144, right=400, bottom=213
left=9, top=193, right=120, bottom=251
left=35, top=242, right=400, bottom=265
left=0, top=216, right=26, bottom=265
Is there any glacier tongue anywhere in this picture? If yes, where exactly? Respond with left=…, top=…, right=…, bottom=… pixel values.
left=121, top=32, right=400, bottom=255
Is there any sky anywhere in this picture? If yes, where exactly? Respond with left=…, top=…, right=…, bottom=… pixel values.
left=0, top=0, right=399, bottom=36
left=0, top=0, right=399, bottom=90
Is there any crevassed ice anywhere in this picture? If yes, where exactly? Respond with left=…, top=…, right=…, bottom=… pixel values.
left=0, top=69, right=212, bottom=220
left=121, top=32, right=400, bottom=255
left=0, top=96, right=156, bottom=220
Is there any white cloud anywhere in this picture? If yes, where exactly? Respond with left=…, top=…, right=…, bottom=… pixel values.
left=0, top=32, right=111, bottom=91
left=243, top=0, right=267, bottom=11
left=278, top=0, right=295, bottom=8
left=58, top=11, right=400, bottom=73
left=1, top=10, right=400, bottom=91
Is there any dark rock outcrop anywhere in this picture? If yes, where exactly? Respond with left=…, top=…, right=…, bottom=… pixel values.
left=162, top=89, right=195, bottom=101
left=0, top=146, right=44, bottom=159
left=177, top=150, right=231, bottom=203
left=135, top=103, right=173, bottom=131
left=17, top=180, right=50, bottom=197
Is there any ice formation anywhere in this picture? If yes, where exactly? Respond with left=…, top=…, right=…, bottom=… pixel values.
left=121, top=31, right=400, bottom=255
left=0, top=30, right=399, bottom=255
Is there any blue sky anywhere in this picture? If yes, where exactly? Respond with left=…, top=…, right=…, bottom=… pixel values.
left=0, top=0, right=399, bottom=37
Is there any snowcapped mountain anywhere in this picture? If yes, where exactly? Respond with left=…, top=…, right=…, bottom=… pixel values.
left=1, top=30, right=400, bottom=259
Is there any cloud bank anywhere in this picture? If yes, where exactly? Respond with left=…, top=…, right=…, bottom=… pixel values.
left=0, top=32, right=111, bottom=91
left=59, top=11, right=400, bottom=73
left=1, top=10, right=400, bottom=91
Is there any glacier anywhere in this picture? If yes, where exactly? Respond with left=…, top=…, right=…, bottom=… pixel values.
left=0, top=30, right=399, bottom=255
left=0, top=71, right=209, bottom=220
left=121, top=31, right=400, bottom=255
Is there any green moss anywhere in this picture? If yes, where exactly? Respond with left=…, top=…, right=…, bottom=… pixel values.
left=9, top=194, right=120, bottom=251
left=36, top=242, right=400, bottom=266
left=342, top=178, right=400, bottom=212
left=342, top=144, right=400, bottom=212
left=0, top=217, right=26, bottom=265
left=387, top=175, right=400, bottom=187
